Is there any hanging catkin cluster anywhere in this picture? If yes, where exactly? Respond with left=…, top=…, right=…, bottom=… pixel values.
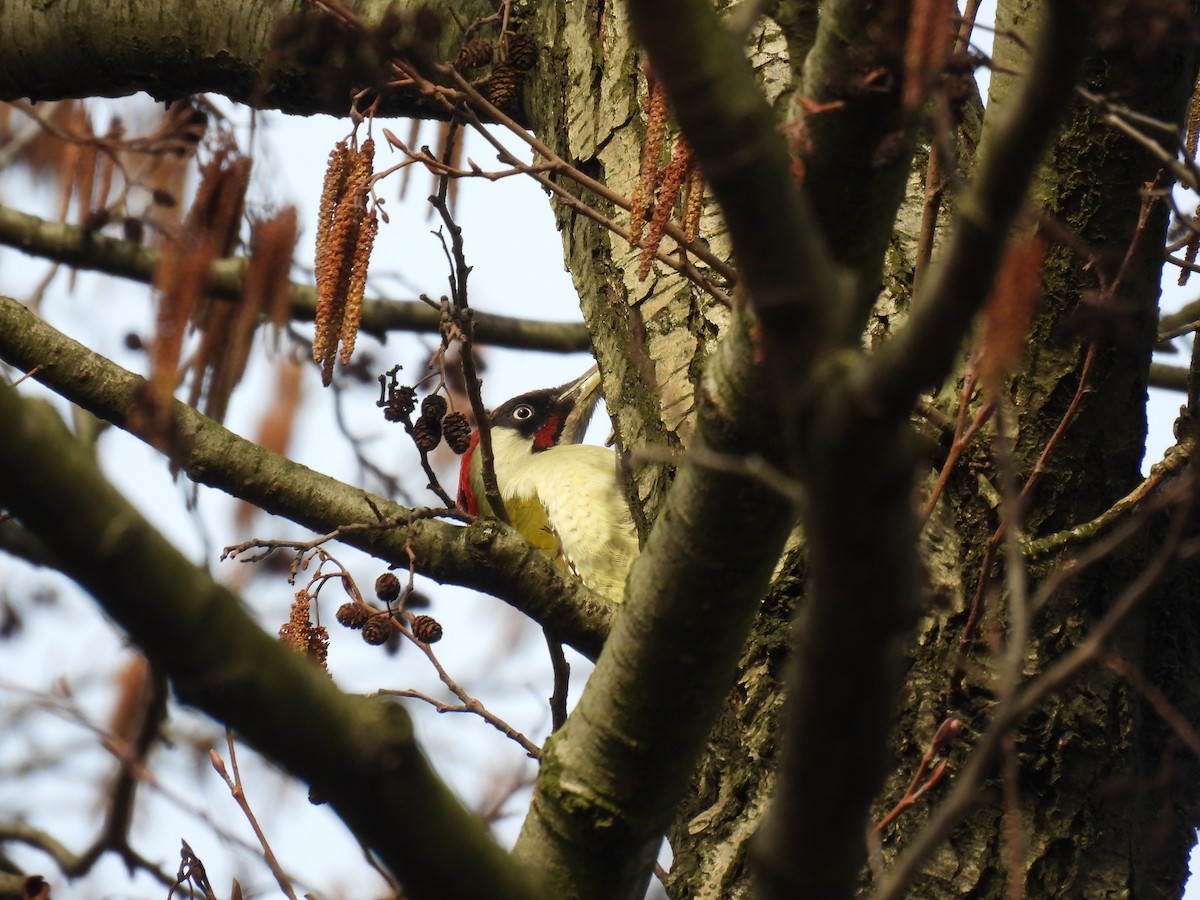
left=313, top=138, right=378, bottom=386
left=629, top=73, right=704, bottom=281
left=630, top=75, right=669, bottom=250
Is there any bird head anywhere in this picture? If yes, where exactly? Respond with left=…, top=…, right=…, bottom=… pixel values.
left=457, top=366, right=603, bottom=514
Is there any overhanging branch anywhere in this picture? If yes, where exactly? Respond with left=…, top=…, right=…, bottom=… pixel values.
left=0, top=294, right=612, bottom=658
left=512, top=313, right=797, bottom=900
left=0, top=384, right=544, bottom=900
left=0, top=0, right=490, bottom=118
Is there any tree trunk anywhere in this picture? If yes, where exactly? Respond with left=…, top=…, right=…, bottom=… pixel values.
left=529, top=0, right=1200, bottom=896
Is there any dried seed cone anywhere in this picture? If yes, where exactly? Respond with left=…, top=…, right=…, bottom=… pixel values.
left=412, top=614, right=443, bottom=644
left=504, top=33, right=537, bottom=71
left=443, top=411, right=472, bottom=454
left=396, top=385, right=418, bottom=415
left=375, top=571, right=402, bottom=603
left=421, top=393, right=449, bottom=422
left=385, top=384, right=417, bottom=422
left=336, top=602, right=371, bottom=630
left=412, top=415, right=442, bottom=451
left=362, top=615, right=394, bottom=646
left=455, top=38, right=493, bottom=69
left=485, top=64, right=522, bottom=108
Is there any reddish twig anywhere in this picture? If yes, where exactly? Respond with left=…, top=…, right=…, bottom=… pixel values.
left=921, top=368, right=995, bottom=522
left=380, top=615, right=542, bottom=758
left=876, top=717, right=961, bottom=832
left=210, top=732, right=299, bottom=900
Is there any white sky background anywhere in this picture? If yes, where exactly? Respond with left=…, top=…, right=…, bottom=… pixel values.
left=2, top=2, right=1200, bottom=897
left=0, top=113, right=597, bottom=897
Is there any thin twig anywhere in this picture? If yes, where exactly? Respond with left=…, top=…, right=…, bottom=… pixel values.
left=873, top=468, right=1197, bottom=899
left=1107, top=654, right=1200, bottom=759
left=379, top=614, right=542, bottom=758
left=210, top=732, right=299, bottom=900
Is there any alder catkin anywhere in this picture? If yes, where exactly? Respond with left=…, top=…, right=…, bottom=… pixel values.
left=313, top=139, right=377, bottom=382
left=630, top=77, right=669, bottom=248
left=638, top=136, right=691, bottom=280
left=339, top=207, right=377, bottom=364
left=977, top=233, right=1045, bottom=389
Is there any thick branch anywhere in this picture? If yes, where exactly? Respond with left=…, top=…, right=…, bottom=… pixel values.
left=512, top=314, right=796, bottom=900
left=628, top=0, right=840, bottom=391
left=796, top=0, right=914, bottom=334
left=0, top=205, right=590, bottom=352
left=863, top=0, right=1095, bottom=416
left=624, top=2, right=924, bottom=897
left=0, top=0, right=490, bottom=118
left=0, top=295, right=612, bottom=658
left=0, top=386, right=543, bottom=900
left=753, top=4, right=1095, bottom=895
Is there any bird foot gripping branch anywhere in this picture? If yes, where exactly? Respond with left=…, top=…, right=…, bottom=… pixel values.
left=456, top=367, right=639, bottom=605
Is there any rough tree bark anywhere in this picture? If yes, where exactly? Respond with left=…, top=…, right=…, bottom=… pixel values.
left=527, top=0, right=1200, bottom=896
left=0, top=0, right=1199, bottom=898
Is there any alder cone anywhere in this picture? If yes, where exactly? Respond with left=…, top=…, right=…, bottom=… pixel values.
left=412, top=615, right=443, bottom=644
left=361, top=616, right=393, bottom=646
left=336, top=602, right=370, bottom=630
left=485, top=64, right=522, bottom=108
left=384, top=384, right=417, bottom=421
left=454, top=38, right=493, bottom=70
left=443, top=411, right=472, bottom=454
left=504, top=34, right=537, bottom=72
left=374, top=571, right=402, bottom=603
left=412, top=415, right=441, bottom=451
left=420, top=393, right=448, bottom=422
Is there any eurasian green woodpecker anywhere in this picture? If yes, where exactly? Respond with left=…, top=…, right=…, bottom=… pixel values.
left=456, top=368, right=639, bottom=605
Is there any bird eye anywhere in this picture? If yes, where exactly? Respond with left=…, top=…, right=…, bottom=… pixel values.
left=513, top=404, right=534, bottom=420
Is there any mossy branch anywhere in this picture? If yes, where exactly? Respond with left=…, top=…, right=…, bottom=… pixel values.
left=512, top=314, right=796, bottom=898
left=0, top=383, right=544, bottom=900
left=0, top=294, right=612, bottom=658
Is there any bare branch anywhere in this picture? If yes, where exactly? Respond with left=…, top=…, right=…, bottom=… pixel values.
left=0, top=381, right=547, bottom=900
left=0, top=294, right=613, bottom=658
left=0, top=204, right=590, bottom=353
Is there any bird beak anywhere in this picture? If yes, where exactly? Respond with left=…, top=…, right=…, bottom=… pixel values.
left=555, top=365, right=603, bottom=445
